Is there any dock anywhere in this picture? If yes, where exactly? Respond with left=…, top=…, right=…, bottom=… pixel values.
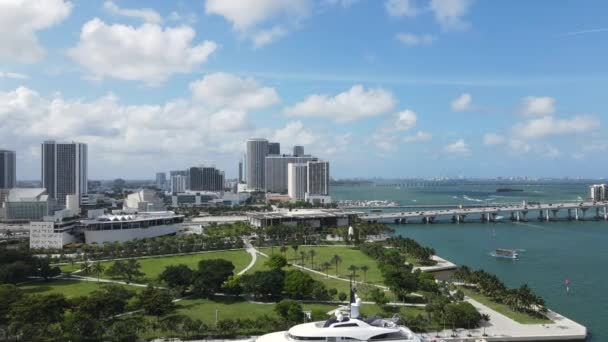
left=357, top=201, right=608, bottom=224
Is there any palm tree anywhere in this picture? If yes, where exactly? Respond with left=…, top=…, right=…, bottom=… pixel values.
left=291, top=244, right=299, bottom=262
left=299, top=251, right=307, bottom=266
left=348, top=265, right=359, bottom=279
left=360, top=265, right=369, bottom=283
left=308, top=250, right=316, bottom=269
left=80, top=259, right=92, bottom=275
left=330, top=254, right=342, bottom=276
left=91, top=262, right=105, bottom=283
left=280, top=245, right=288, bottom=255
left=480, top=314, right=490, bottom=336
left=321, top=261, right=332, bottom=278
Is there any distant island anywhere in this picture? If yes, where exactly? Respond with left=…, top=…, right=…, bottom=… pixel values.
left=496, top=188, right=524, bottom=192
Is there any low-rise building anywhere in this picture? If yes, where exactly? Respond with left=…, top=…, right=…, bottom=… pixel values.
left=247, top=208, right=357, bottom=229
left=4, top=188, right=55, bottom=221
left=124, top=189, right=165, bottom=212
left=30, top=209, right=80, bottom=249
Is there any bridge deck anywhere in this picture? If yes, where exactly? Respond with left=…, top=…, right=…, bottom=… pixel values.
left=357, top=201, right=608, bottom=220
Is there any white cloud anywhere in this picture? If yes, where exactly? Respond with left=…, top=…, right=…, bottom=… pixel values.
left=444, top=139, right=470, bottom=154
left=403, top=131, right=432, bottom=142
left=273, top=121, right=318, bottom=146
left=451, top=93, right=472, bottom=112
left=284, top=85, right=396, bottom=122
left=189, top=72, right=280, bottom=110
left=0, top=71, right=29, bottom=80
left=514, top=115, right=600, bottom=139
left=429, top=0, right=472, bottom=30
left=103, top=1, right=162, bottom=24
left=483, top=133, right=505, bottom=145
left=0, top=0, right=72, bottom=62
left=326, top=0, right=362, bottom=7
left=520, top=96, right=556, bottom=116
left=205, top=0, right=310, bottom=46
left=396, top=33, right=435, bottom=46
left=209, top=109, right=251, bottom=132
left=68, top=19, right=217, bottom=85
left=385, top=0, right=419, bottom=17
left=508, top=139, right=531, bottom=154
left=394, top=110, right=417, bottom=131
left=252, top=26, right=288, bottom=48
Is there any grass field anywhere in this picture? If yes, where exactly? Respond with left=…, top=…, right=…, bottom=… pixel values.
left=18, top=279, right=136, bottom=298
left=260, top=246, right=384, bottom=284
left=175, top=296, right=384, bottom=323
left=61, top=250, right=251, bottom=283
left=459, top=287, right=552, bottom=324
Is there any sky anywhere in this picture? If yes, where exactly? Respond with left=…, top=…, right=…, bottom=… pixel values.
left=0, top=0, right=607, bottom=180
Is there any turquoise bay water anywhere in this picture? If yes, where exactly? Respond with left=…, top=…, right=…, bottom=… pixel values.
left=333, top=183, right=607, bottom=341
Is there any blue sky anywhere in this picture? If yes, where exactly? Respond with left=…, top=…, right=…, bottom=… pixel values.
left=0, top=0, right=607, bottom=180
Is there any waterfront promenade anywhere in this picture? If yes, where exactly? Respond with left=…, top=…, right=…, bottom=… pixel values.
left=358, top=201, right=608, bottom=224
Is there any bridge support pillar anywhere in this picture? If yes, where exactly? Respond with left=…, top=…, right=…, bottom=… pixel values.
left=491, top=212, right=497, bottom=222
left=605, top=207, right=608, bottom=221
left=575, top=208, right=579, bottom=221
left=510, top=212, right=516, bottom=221
left=521, top=211, right=528, bottom=221
left=515, top=211, right=520, bottom=222
left=596, top=207, right=601, bottom=220
left=545, top=209, right=550, bottom=222
left=581, top=208, right=588, bottom=220
left=552, top=209, right=559, bottom=220
left=567, top=209, right=572, bottom=220
left=538, top=210, right=544, bottom=221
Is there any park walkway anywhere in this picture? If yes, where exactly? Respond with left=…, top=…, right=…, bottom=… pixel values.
left=238, top=241, right=257, bottom=276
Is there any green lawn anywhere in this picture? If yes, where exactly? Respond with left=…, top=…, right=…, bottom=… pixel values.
left=62, top=250, right=252, bottom=283
left=175, top=296, right=383, bottom=324
left=260, top=246, right=384, bottom=285
left=459, top=287, right=552, bottom=324
left=257, top=246, right=390, bottom=300
left=18, top=279, right=137, bottom=298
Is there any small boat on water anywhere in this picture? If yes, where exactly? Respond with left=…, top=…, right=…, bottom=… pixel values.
left=370, top=209, right=383, bottom=213
left=491, top=248, right=518, bottom=259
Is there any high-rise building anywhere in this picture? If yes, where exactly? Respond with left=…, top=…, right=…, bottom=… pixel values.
left=287, top=163, right=308, bottom=200
left=155, top=172, right=166, bottom=190
left=41, top=141, right=88, bottom=206
left=170, top=175, right=187, bottom=193
left=0, top=149, right=16, bottom=189
left=293, top=145, right=304, bottom=156
left=307, top=160, right=330, bottom=195
left=246, top=138, right=269, bottom=190
left=170, top=170, right=189, bottom=189
left=589, top=184, right=607, bottom=201
left=189, top=166, right=224, bottom=191
left=269, top=142, right=281, bottom=155
left=265, top=155, right=316, bottom=193
left=238, top=161, right=243, bottom=183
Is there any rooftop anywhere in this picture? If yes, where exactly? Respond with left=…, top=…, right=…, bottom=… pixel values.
left=81, top=211, right=182, bottom=224
left=7, top=188, right=48, bottom=202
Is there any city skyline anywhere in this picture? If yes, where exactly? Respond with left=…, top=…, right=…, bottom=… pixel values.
left=1, top=1, right=607, bottom=179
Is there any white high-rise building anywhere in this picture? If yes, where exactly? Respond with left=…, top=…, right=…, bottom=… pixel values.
left=41, top=141, right=88, bottom=206
left=590, top=184, right=607, bottom=201
left=0, top=149, right=16, bottom=189
left=288, top=163, right=308, bottom=200
left=265, top=155, right=316, bottom=193
left=155, top=172, right=167, bottom=190
left=307, top=160, right=330, bottom=195
left=171, top=175, right=187, bottom=193
left=246, top=138, right=269, bottom=190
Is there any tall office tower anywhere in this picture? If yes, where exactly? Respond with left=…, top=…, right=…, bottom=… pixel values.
left=155, top=172, right=166, bottom=190
left=288, top=163, right=308, bottom=200
left=241, top=154, right=247, bottom=183
left=238, top=160, right=243, bottom=184
left=307, top=160, right=330, bottom=195
left=170, top=175, right=187, bottom=193
left=0, top=149, right=16, bottom=189
left=268, top=142, right=281, bottom=155
left=265, top=155, right=316, bottom=193
left=41, top=141, right=88, bottom=206
left=189, top=166, right=225, bottom=191
left=246, top=138, right=269, bottom=190
left=293, top=145, right=304, bottom=156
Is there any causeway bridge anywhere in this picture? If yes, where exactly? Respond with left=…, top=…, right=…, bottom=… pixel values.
left=358, top=201, right=608, bottom=224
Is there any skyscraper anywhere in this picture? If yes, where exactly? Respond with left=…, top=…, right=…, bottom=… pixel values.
left=155, top=172, right=166, bottom=190
left=268, top=142, right=281, bottom=155
left=238, top=161, right=243, bottom=184
left=307, top=160, right=330, bottom=195
left=293, top=145, right=304, bottom=156
left=288, top=163, right=308, bottom=200
left=189, top=166, right=224, bottom=191
left=0, top=149, right=16, bottom=189
left=265, top=155, right=317, bottom=193
left=41, top=141, right=88, bottom=205
left=170, top=175, right=187, bottom=193
left=246, top=138, right=269, bottom=190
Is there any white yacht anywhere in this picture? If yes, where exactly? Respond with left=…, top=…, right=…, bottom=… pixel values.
left=257, top=294, right=421, bottom=342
